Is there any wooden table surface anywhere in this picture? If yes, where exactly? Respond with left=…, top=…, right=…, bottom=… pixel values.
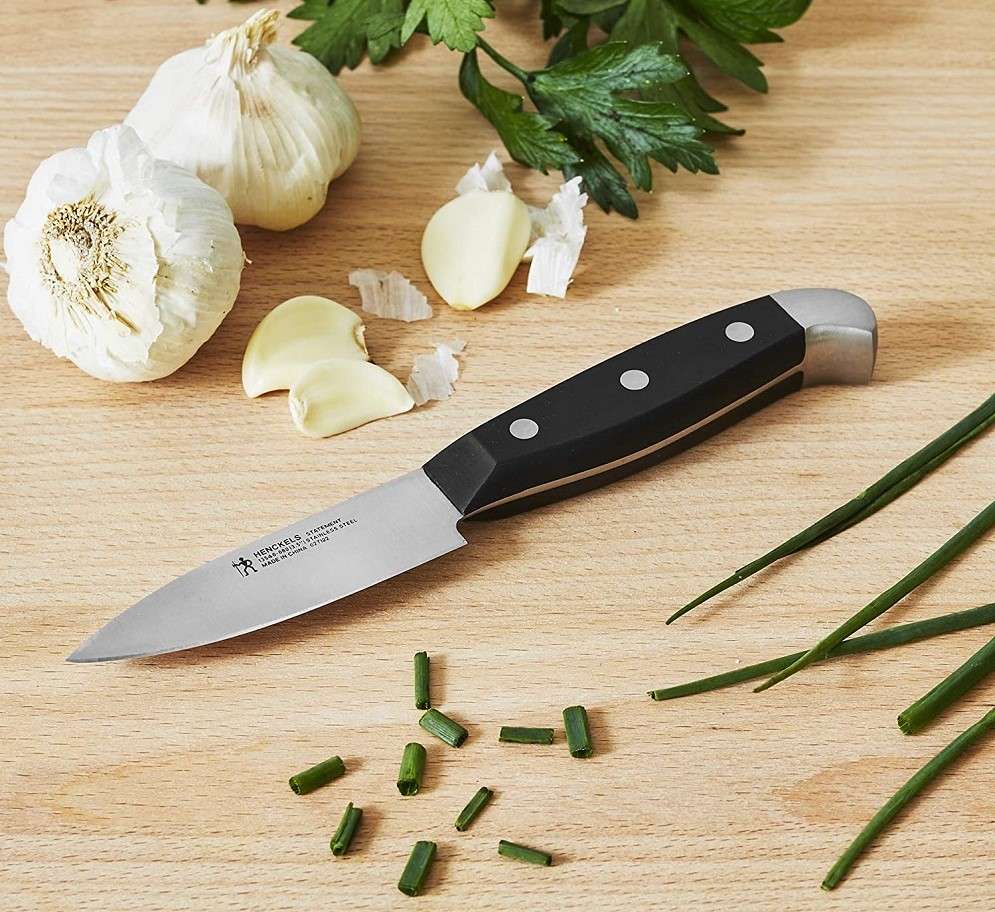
left=2, top=1, right=994, bottom=909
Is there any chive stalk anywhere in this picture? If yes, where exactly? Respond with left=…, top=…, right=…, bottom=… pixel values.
left=455, top=786, right=494, bottom=831
left=649, top=604, right=995, bottom=700
left=755, top=499, right=995, bottom=692
left=668, top=394, right=995, bottom=624
left=498, top=839, right=553, bottom=866
left=288, top=755, right=345, bottom=795
left=330, top=802, right=363, bottom=856
left=397, top=742, right=427, bottom=796
left=898, top=632, right=995, bottom=734
left=414, top=651, right=431, bottom=710
left=822, top=705, right=995, bottom=890
left=397, top=840, right=437, bottom=896
left=499, top=726, right=555, bottom=745
left=562, top=705, right=593, bottom=758
left=419, top=708, right=468, bottom=747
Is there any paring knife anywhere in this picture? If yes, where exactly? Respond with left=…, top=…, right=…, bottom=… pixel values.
left=69, top=289, right=877, bottom=662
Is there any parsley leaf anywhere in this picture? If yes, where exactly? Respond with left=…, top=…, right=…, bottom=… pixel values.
left=526, top=43, right=716, bottom=192
left=560, top=128, right=639, bottom=218
left=459, top=51, right=579, bottom=172
left=402, top=0, right=495, bottom=53
left=290, top=0, right=408, bottom=72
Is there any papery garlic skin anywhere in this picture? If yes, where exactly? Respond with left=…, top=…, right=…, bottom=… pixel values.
left=3, top=125, right=243, bottom=382
left=407, top=340, right=466, bottom=406
left=289, top=358, right=414, bottom=438
left=421, top=190, right=530, bottom=311
left=525, top=177, right=588, bottom=298
left=242, top=295, right=368, bottom=397
left=125, top=9, right=360, bottom=232
left=349, top=269, right=432, bottom=322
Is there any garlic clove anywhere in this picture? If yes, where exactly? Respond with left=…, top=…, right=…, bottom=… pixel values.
left=242, top=295, right=368, bottom=398
left=421, top=190, right=531, bottom=311
left=289, top=358, right=414, bottom=438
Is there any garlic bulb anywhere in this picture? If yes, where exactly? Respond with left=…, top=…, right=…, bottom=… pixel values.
left=3, top=125, right=244, bottom=382
left=124, top=9, right=360, bottom=232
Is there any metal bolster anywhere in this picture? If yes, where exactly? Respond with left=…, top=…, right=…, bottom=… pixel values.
left=771, top=288, right=878, bottom=387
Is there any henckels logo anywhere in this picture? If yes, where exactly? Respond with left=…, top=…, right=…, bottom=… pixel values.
left=232, top=556, right=257, bottom=577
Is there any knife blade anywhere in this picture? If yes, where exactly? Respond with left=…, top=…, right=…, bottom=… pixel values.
left=69, top=288, right=877, bottom=662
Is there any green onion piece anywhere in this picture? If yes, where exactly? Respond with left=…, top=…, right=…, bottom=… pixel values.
left=822, top=705, right=995, bottom=890
left=898, top=632, right=995, bottom=734
left=288, top=755, right=345, bottom=795
left=668, top=394, right=995, bottom=624
left=397, top=840, right=437, bottom=896
left=330, top=802, right=363, bottom=856
left=755, top=499, right=995, bottom=692
left=562, top=705, right=593, bottom=758
left=414, top=651, right=431, bottom=710
left=499, top=726, right=555, bottom=745
left=498, top=839, right=553, bottom=866
left=419, top=708, right=468, bottom=748
left=397, top=742, right=427, bottom=796
left=649, top=603, right=995, bottom=700
left=455, top=786, right=494, bottom=831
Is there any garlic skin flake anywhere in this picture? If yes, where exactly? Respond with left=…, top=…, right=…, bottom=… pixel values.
left=421, top=191, right=531, bottom=311
left=456, top=151, right=512, bottom=195
left=348, top=269, right=432, bottom=322
left=242, top=295, right=368, bottom=398
left=3, top=125, right=243, bottom=382
left=525, top=177, right=589, bottom=298
left=289, top=359, right=414, bottom=438
left=407, top=340, right=466, bottom=406
left=125, top=9, right=360, bottom=232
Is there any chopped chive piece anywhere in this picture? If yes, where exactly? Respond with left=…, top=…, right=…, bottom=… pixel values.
left=419, top=708, right=468, bottom=747
left=649, top=603, right=995, bottom=700
left=755, top=499, right=995, bottom=693
left=397, top=742, right=427, bottom=796
left=562, top=705, right=593, bottom=758
left=823, top=705, right=995, bottom=890
left=330, top=802, right=363, bottom=856
left=668, top=394, right=995, bottom=624
left=414, top=651, right=431, bottom=710
left=498, top=839, right=553, bottom=866
left=455, top=786, right=493, bottom=831
left=397, top=840, right=437, bottom=896
left=898, top=631, right=995, bottom=734
left=499, top=726, right=555, bottom=745
left=289, top=755, right=345, bottom=795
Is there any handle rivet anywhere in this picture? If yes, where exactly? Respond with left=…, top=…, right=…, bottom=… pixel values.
left=619, top=369, right=650, bottom=390
left=509, top=418, right=539, bottom=440
left=725, top=321, right=755, bottom=343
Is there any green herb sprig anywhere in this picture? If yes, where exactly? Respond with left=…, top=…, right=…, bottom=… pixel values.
left=649, top=603, right=995, bottom=701
left=283, top=0, right=814, bottom=217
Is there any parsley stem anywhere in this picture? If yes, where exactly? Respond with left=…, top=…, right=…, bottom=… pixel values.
left=755, top=500, right=995, bottom=692
left=499, top=726, right=555, bottom=744
left=476, top=38, right=530, bottom=85
left=397, top=742, right=427, bottom=796
left=498, top=840, right=553, bottom=866
left=455, top=786, right=494, bottom=831
left=419, top=708, right=468, bottom=748
left=414, top=651, right=430, bottom=710
left=898, top=632, right=995, bottom=734
left=397, top=841, right=437, bottom=896
left=562, top=705, right=593, bottom=758
left=649, top=603, right=995, bottom=700
left=288, top=755, right=345, bottom=795
left=330, top=802, right=363, bottom=856
left=822, top=705, right=995, bottom=890
left=668, top=393, right=995, bottom=624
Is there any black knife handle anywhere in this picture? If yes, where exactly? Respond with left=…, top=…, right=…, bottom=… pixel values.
left=424, top=289, right=877, bottom=519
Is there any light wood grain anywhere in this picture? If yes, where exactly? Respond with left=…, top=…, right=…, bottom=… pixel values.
left=2, top=1, right=994, bottom=909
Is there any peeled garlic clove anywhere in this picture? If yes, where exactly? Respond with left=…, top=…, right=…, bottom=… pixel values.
left=421, top=190, right=531, bottom=311
left=242, top=295, right=368, bottom=398
left=289, top=359, right=414, bottom=438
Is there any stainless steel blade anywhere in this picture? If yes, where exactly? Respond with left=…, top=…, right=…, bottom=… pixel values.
left=67, top=470, right=466, bottom=662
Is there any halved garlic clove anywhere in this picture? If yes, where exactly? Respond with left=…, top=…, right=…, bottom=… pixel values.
left=242, top=295, right=368, bottom=398
left=288, top=358, right=414, bottom=438
left=421, top=190, right=531, bottom=311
